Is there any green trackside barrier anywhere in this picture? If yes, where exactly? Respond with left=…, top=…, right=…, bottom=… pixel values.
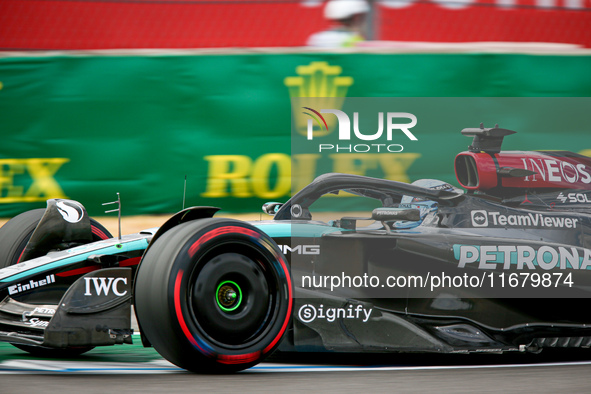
left=0, top=52, right=589, bottom=216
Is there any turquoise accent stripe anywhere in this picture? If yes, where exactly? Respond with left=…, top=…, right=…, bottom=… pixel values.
left=254, top=222, right=346, bottom=238
left=0, top=238, right=149, bottom=282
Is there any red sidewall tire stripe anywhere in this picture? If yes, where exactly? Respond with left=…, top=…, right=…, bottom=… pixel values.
left=175, top=224, right=293, bottom=364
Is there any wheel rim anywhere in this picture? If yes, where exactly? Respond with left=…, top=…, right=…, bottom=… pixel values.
left=188, top=246, right=279, bottom=348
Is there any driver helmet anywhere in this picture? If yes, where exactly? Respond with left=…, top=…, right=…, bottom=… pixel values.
left=395, top=179, right=463, bottom=229
left=324, top=0, right=369, bottom=20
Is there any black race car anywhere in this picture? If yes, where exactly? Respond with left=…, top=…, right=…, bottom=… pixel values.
left=0, top=125, right=590, bottom=373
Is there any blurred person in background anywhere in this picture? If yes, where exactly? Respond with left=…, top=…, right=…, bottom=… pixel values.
left=307, top=0, right=370, bottom=47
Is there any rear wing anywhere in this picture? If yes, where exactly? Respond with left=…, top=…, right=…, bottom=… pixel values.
left=461, top=123, right=516, bottom=154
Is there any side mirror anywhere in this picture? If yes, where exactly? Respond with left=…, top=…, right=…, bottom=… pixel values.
left=371, top=207, right=420, bottom=222
left=262, top=202, right=284, bottom=216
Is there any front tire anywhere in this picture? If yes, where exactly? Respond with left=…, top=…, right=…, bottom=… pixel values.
left=135, top=218, right=292, bottom=373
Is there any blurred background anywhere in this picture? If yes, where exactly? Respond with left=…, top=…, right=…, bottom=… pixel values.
left=0, top=0, right=590, bottom=219
left=1, top=0, right=590, bottom=49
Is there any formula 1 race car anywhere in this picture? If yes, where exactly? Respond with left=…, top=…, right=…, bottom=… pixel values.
left=0, top=125, right=590, bottom=373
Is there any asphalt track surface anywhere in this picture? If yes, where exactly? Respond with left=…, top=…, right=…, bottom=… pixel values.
left=2, top=336, right=591, bottom=393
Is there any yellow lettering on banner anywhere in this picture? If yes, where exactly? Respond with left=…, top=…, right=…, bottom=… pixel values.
left=201, top=153, right=420, bottom=200
left=378, top=153, right=421, bottom=183
left=0, top=160, right=26, bottom=199
left=202, top=154, right=292, bottom=199
left=251, top=154, right=291, bottom=199
left=329, top=154, right=379, bottom=176
left=24, top=158, right=70, bottom=199
left=292, top=154, right=320, bottom=193
left=202, top=155, right=253, bottom=198
left=0, top=158, right=69, bottom=203
left=329, top=153, right=421, bottom=183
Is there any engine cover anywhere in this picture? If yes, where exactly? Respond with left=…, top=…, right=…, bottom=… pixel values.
left=455, top=151, right=591, bottom=193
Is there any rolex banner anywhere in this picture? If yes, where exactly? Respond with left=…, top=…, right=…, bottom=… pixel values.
left=0, top=53, right=590, bottom=216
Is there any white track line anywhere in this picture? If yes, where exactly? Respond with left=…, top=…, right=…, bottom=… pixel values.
left=1, top=359, right=591, bottom=374
left=248, top=360, right=591, bottom=373
left=0, top=359, right=183, bottom=374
